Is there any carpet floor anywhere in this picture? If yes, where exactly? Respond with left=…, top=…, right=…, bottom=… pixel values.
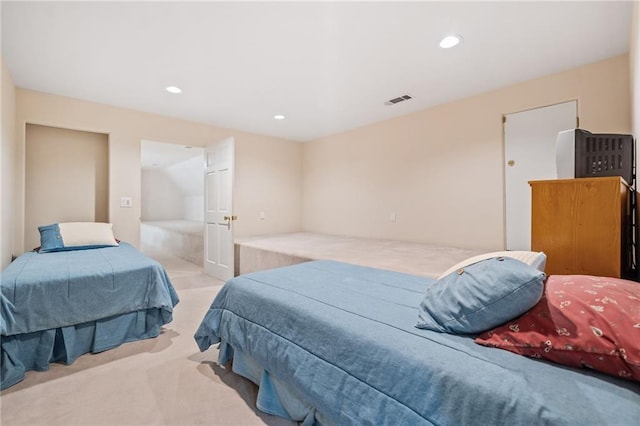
left=0, top=249, right=296, bottom=426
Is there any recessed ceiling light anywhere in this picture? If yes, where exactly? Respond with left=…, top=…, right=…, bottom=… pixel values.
left=274, top=114, right=285, bottom=120
left=439, top=35, right=461, bottom=49
left=165, top=86, right=182, bottom=94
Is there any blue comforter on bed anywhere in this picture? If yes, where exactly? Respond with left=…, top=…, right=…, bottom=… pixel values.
left=195, top=260, right=640, bottom=426
left=1, top=243, right=179, bottom=390
left=1, top=243, right=178, bottom=336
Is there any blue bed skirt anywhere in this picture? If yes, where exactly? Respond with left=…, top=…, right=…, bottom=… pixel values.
left=1, top=307, right=168, bottom=390
left=218, top=341, right=320, bottom=425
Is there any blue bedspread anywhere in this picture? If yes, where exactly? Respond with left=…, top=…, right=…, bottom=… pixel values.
left=1, top=243, right=179, bottom=389
left=195, top=260, right=640, bottom=425
left=1, top=243, right=179, bottom=336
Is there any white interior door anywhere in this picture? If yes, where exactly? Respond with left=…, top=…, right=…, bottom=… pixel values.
left=204, top=137, right=235, bottom=281
left=505, top=101, right=577, bottom=250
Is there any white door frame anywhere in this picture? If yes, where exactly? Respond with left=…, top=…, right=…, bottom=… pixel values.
left=204, top=137, right=235, bottom=281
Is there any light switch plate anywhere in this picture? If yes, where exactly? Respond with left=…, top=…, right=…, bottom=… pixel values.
left=120, top=197, right=132, bottom=208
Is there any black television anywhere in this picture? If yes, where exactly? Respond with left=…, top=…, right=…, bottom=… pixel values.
left=555, top=129, right=634, bottom=184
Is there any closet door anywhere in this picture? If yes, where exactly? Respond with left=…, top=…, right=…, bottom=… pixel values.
left=504, top=101, right=577, bottom=251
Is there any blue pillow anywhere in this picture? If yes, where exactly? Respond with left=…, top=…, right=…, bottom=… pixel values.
left=416, top=257, right=545, bottom=334
left=38, top=223, right=65, bottom=252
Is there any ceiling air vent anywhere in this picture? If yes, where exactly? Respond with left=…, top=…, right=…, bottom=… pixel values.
left=384, top=95, right=413, bottom=106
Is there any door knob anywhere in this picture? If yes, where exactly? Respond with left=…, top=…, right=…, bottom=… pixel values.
left=223, top=215, right=237, bottom=230
left=507, top=160, right=515, bottom=167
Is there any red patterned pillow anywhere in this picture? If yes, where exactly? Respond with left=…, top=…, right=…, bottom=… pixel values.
left=475, top=275, right=640, bottom=382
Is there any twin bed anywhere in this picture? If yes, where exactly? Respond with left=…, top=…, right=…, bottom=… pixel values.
left=195, top=257, right=640, bottom=425
left=1, top=241, right=179, bottom=390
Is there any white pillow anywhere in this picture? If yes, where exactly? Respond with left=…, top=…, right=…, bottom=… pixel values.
left=58, top=222, right=118, bottom=247
left=38, top=222, right=118, bottom=252
left=438, top=251, right=546, bottom=280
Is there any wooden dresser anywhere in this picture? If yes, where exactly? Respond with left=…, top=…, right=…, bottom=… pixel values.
left=529, top=177, right=630, bottom=278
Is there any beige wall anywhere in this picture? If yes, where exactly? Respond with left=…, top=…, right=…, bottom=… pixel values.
left=141, top=169, right=185, bottom=221
left=14, top=89, right=303, bottom=255
left=631, top=1, right=639, bottom=139
left=303, top=55, right=632, bottom=250
left=235, top=133, right=303, bottom=236
left=1, top=58, right=16, bottom=268
left=24, top=124, right=109, bottom=250
left=9, top=51, right=634, bottom=257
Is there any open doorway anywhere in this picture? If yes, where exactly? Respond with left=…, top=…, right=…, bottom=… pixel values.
left=140, top=140, right=205, bottom=266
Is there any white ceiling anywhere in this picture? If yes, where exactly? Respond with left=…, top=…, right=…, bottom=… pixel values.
left=1, top=1, right=633, bottom=142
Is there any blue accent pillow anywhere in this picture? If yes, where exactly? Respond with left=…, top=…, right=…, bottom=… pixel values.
left=38, top=223, right=65, bottom=252
left=416, top=257, right=546, bottom=334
